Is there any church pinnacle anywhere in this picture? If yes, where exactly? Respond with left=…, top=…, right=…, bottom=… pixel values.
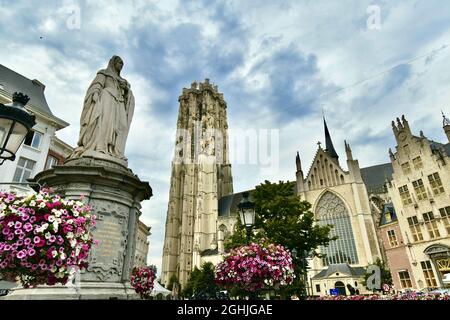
left=323, top=116, right=339, bottom=161
left=442, top=110, right=450, bottom=143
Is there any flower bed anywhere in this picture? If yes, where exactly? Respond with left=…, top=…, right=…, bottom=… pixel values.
left=308, top=293, right=450, bottom=300
left=0, top=189, right=96, bottom=288
left=130, top=265, right=157, bottom=299
left=215, top=243, right=295, bottom=293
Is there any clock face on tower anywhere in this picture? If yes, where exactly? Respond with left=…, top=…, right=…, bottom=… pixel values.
left=398, top=131, right=407, bottom=141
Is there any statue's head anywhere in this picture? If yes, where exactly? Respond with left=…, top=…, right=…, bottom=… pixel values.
left=108, top=55, right=124, bottom=75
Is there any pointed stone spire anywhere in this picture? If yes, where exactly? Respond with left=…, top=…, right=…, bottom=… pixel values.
left=443, top=110, right=450, bottom=126
left=295, top=151, right=305, bottom=193
left=323, top=116, right=339, bottom=161
left=296, top=151, right=302, bottom=172
left=442, top=110, right=450, bottom=143
left=344, top=140, right=353, bottom=160
left=389, top=148, right=395, bottom=161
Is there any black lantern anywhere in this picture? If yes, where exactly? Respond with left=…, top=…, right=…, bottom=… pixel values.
left=0, top=92, right=35, bottom=164
left=238, top=192, right=255, bottom=243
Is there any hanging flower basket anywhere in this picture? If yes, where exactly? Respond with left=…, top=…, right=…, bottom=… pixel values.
left=215, top=243, right=295, bottom=293
left=0, top=189, right=97, bottom=288
left=130, top=265, right=157, bottom=299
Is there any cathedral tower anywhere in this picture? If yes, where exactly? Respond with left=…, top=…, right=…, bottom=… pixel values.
left=161, top=79, right=233, bottom=287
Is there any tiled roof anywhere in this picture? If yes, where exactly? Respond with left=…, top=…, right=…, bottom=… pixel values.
left=218, top=190, right=252, bottom=217
left=0, top=64, right=53, bottom=116
left=200, top=248, right=219, bottom=257
left=218, top=182, right=297, bottom=217
left=360, top=163, right=393, bottom=194
left=312, top=263, right=366, bottom=279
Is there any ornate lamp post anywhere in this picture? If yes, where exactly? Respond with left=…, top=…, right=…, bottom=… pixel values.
left=238, top=192, right=255, bottom=243
left=237, top=192, right=257, bottom=300
left=0, top=92, right=35, bottom=165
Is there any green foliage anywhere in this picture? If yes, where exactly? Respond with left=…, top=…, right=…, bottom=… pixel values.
left=167, top=274, right=180, bottom=291
left=181, top=262, right=220, bottom=299
left=362, top=258, right=393, bottom=291
left=225, top=180, right=336, bottom=297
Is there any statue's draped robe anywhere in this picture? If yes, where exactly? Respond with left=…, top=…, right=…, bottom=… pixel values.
left=74, top=67, right=135, bottom=160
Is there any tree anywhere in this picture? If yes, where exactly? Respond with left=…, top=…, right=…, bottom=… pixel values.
left=225, top=180, right=335, bottom=297
left=181, top=262, right=220, bottom=299
left=180, top=267, right=200, bottom=299
left=362, top=258, right=393, bottom=292
left=167, top=274, right=180, bottom=291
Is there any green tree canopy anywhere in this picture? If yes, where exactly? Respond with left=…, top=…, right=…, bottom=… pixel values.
left=167, top=274, right=180, bottom=291
left=181, top=262, right=220, bottom=299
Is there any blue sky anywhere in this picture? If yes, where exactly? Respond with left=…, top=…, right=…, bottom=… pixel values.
left=1, top=0, right=450, bottom=275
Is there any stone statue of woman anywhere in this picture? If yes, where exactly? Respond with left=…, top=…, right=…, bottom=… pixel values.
left=70, top=55, right=135, bottom=162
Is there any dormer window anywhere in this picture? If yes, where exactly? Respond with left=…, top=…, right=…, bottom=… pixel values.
left=385, top=211, right=392, bottom=223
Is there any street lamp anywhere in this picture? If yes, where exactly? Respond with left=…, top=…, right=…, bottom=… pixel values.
left=238, top=192, right=255, bottom=243
left=0, top=92, right=35, bottom=164
left=238, top=191, right=257, bottom=300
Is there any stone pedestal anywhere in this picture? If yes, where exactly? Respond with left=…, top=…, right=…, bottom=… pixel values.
left=2, top=156, right=152, bottom=300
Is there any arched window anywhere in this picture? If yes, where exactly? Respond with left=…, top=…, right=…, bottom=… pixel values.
left=316, top=192, right=358, bottom=266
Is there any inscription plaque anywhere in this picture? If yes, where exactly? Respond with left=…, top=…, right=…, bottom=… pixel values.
left=94, top=218, right=123, bottom=260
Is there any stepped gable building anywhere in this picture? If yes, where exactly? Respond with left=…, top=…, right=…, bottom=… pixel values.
left=379, top=114, right=450, bottom=291
left=161, top=79, right=233, bottom=287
